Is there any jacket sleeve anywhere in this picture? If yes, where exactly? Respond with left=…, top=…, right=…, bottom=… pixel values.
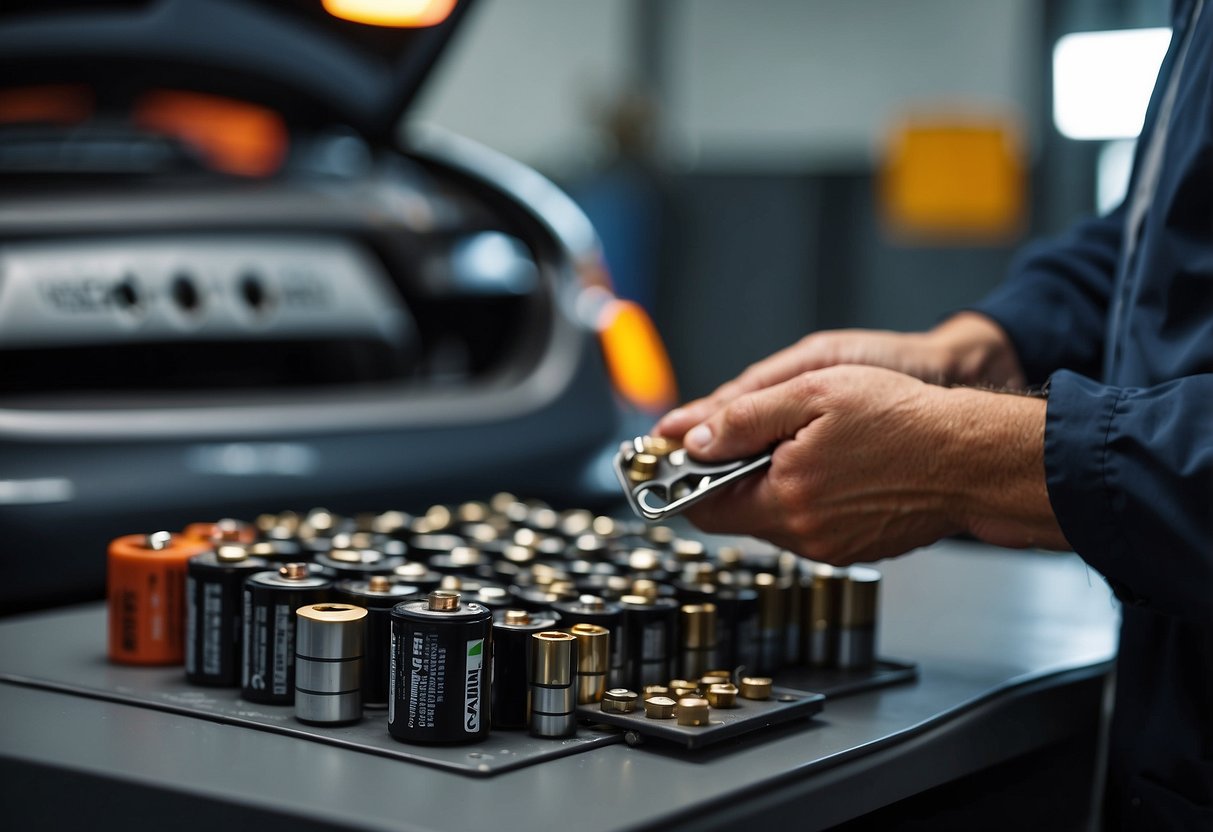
left=971, top=207, right=1124, bottom=387
left=1045, top=369, right=1213, bottom=627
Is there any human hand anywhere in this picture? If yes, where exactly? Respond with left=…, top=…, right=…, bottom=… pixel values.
left=656, top=313, right=1024, bottom=440
left=677, top=364, right=1064, bottom=564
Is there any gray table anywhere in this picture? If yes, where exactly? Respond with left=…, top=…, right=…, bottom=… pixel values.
left=0, top=540, right=1119, bottom=831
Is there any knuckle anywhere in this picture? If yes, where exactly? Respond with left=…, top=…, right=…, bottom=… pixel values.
left=723, top=397, right=760, bottom=436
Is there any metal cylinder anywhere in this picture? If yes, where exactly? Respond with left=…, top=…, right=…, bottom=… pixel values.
left=295, top=603, right=366, bottom=724
left=334, top=576, right=418, bottom=708
left=108, top=532, right=210, bottom=666
left=241, top=564, right=332, bottom=704
left=800, top=563, right=839, bottom=667
left=569, top=623, right=610, bottom=704
left=678, top=603, right=718, bottom=680
left=601, top=688, right=639, bottom=714
left=754, top=573, right=789, bottom=674
left=676, top=697, right=711, bottom=726
left=836, top=566, right=880, bottom=669
left=491, top=609, right=559, bottom=729
left=388, top=591, right=492, bottom=743
left=185, top=545, right=268, bottom=685
left=552, top=595, right=625, bottom=687
left=529, top=631, right=578, bottom=737
left=619, top=595, right=678, bottom=690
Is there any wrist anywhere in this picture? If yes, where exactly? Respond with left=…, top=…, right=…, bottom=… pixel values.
left=933, top=386, right=1067, bottom=550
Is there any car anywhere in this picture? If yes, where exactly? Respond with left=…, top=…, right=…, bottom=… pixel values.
left=0, top=0, right=675, bottom=613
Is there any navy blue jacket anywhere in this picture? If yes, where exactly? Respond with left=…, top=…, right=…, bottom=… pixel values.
left=974, top=1, right=1211, bottom=827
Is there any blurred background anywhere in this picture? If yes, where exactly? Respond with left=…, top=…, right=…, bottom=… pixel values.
left=413, top=0, right=1170, bottom=399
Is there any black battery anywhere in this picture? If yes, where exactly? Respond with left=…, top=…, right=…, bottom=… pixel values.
left=185, top=545, right=268, bottom=686
left=314, top=548, right=404, bottom=579
left=508, top=584, right=569, bottom=612
left=388, top=590, right=492, bottom=743
left=408, top=533, right=466, bottom=560
left=246, top=539, right=305, bottom=563
left=241, top=563, right=332, bottom=705
left=574, top=573, right=632, bottom=601
left=552, top=595, right=625, bottom=687
left=618, top=595, right=678, bottom=689
left=392, top=562, right=443, bottom=594
left=334, top=576, right=419, bottom=708
left=490, top=609, right=559, bottom=729
left=428, top=546, right=488, bottom=577
left=712, top=586, right=760, bottom=671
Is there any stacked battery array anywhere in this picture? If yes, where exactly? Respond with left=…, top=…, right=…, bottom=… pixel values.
left=106, top=495, right=880, bottom=744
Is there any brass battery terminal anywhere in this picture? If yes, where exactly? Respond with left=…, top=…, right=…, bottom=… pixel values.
left=613, top=434, right=772, bottom=521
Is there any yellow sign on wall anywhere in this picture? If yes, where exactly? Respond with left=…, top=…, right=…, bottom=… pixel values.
left=880, top=114, right=1026, bottom=243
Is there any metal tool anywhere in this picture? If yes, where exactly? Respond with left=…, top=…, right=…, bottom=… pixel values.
left=613, top=435, right=772, bottom=521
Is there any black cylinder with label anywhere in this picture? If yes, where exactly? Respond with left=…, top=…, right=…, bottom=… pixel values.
left=388, top=591, right=492, bottom=743
left=186, top=545, right=268, bottom=686
left=241, top=563, right=331, bottom=704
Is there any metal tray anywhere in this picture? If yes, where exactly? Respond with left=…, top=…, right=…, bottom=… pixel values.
left=578, top=688, right=824, bottom=750
left=0, top=604, right=620, bottom=777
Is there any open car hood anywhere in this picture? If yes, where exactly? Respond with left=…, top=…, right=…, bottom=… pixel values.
left=0, top=0, right=475, bottom=144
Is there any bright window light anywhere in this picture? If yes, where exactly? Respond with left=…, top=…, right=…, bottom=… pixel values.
left=1053, top=28, right=1171, bottom=140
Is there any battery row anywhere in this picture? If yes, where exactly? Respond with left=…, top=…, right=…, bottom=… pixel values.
left=106, top=496, right=880, bottom=744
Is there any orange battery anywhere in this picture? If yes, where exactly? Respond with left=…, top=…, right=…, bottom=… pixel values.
left=107, top=531, right=210, bottom=665
left=182, top=518, right=256, bottom=546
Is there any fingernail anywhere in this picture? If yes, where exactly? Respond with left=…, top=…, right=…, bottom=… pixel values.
left=686, top=424, right=712, bottom=449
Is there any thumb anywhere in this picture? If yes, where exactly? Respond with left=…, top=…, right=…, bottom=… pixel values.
left=683, top=377, right=822, bottom=462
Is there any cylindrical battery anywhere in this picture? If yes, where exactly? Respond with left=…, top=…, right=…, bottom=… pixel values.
left=569, top=623, right=610, bottom=704
left=529, top=631, right=578, bottom=737
left=428, top=546, right=488, bottom=577
left=552, top=595, right=625, bottom=687
left=754, top=573, right=790, bottom=674
left=784, top=562, right=803, bottom=665
left=185, top=544, right=268, bottom=685
left=573, top=574, right=632, bottom=601
left=335, top=576, right=419, bottom=708
left=714, top=587, right=759, bottom=672
left=108, top=532, right=210, bottom=666
left=393, top=561, right=443, bottom=594
left=836, top=566, right=880, bottom=669
left=490, top=609, right=559, bottom=729
left=619, top=594, right=678, bottom=690
left=678, top=603, right=718, bottom=681
left=246, top=539, right=305, bottom=564
left=408, top=533, right=466, bottom=560
left=388, top=591, right=492, bottom=743
left=314, top=548, right=404, bottom=580
left=800, top=563, right=839, bottom=667
left=295, top=603, right=367, bottom=724
left=182, top=519, right=256, bottom=547
left=241, top=563, right=332, bottom=704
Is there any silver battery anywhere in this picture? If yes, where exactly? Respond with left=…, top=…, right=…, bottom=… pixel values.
left=529, top=631, right=578, bottom=737
left=836, top=566, right=880, bottom=669
left=295, top=603, right=367, bottom=724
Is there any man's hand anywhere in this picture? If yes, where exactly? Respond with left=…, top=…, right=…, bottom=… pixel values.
left=656, top=313, right=1026, bottom=440
left=677, top=365, right=1067, bottom=564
